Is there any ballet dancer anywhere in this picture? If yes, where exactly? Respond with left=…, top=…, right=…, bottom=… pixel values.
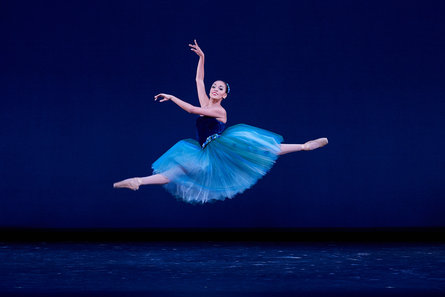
left=114, top=40, right=328, bottom=203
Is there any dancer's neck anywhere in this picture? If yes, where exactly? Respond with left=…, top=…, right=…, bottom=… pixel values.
left=209, top=98, right=222, bottom=106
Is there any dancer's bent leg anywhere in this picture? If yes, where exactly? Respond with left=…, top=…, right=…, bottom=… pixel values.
left=113, top=174, right=170, bottom=191
left=139, top=174, right=170, bottom=185
left=278, top=138, right=328, bottom=155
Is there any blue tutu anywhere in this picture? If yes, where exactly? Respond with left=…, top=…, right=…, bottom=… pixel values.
left=151, top=116, right=283, bottom=203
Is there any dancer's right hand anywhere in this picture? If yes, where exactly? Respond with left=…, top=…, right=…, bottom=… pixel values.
left=154, top=93, right=173, bottom=102
left=189, top=39, right=204, bottom=58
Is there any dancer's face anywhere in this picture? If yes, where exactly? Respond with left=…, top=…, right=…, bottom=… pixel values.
left=209, top=81, right=227, bottom=100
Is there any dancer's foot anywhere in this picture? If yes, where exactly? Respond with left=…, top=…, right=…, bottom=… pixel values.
left=302, top=138, right=328, bottom=151
left=113, top=178, right=141, bottom=191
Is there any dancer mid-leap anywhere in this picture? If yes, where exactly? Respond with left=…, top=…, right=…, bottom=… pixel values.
left=114, top=40, right=328, bottom=203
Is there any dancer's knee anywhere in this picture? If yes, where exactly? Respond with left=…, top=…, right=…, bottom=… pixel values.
left=157, top=174, right=170, bottom=184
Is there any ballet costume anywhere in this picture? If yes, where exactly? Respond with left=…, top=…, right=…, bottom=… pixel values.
left=151, top=116, right=284, bottom=203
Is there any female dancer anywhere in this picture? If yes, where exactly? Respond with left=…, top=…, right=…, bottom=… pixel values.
left=114, top=40, right=328, bottom=203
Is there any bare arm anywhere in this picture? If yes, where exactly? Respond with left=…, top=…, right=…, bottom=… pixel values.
left=189, top=40, right=210, bottom=107
left=154, top=93, right=225, bottom=118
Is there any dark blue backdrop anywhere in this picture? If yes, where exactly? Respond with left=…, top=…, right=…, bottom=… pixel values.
left=1, top=0, right=444, bottom=228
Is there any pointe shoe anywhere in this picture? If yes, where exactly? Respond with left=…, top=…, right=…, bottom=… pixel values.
left=113, top=178, right=141, bottom=191
left=302, top=138, right=328, bottom=151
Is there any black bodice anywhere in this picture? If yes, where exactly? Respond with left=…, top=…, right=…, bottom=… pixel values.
left=196, top=116, right=226, bottom=146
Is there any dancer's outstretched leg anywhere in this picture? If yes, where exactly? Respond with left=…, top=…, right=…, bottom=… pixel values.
left=302, top=137, right=328, bottom=151
left=278, top=138, right=328, bottom=155
left=113, top=174, right=170, bottom=191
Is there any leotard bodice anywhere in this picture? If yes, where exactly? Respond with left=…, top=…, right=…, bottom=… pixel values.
left=196, top=116, right=226, bottom=148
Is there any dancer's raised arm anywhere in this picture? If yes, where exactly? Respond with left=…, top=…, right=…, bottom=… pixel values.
left=189, top=39, right=210, bottom=108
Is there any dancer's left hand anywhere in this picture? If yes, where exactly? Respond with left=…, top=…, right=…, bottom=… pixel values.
left=154, top=93, right=173, bottom=102
left=189, top=39, right=204, bottom=58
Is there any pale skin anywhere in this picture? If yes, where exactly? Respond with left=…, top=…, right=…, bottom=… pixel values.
left=113, top=40, right=328, bottom=191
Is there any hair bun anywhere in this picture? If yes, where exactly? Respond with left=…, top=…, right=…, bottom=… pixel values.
left=225, top=82, right=230, bottom=94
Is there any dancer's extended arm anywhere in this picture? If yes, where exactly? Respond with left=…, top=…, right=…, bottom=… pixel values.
left=189, top=40, right=210, bottom=108
left=154, top=93, right=225, bottom=118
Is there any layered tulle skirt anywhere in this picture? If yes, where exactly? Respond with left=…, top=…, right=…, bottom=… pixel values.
left=151, top=124, right=283, bottom=203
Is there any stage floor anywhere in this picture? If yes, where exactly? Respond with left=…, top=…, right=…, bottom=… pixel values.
left=0, top=242, right=444, bottom=296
